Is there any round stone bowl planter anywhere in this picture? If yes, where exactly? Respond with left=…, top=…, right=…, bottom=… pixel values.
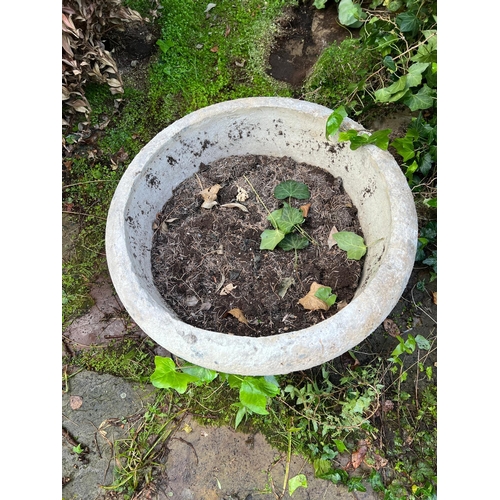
left=106, top=97, right=417, bottom=376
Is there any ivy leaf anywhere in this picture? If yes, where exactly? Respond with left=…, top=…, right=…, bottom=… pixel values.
left=150, top=356, right=198, bottom=394
left=269, top=205, right=304, bottom=233
left=313, top=0, right=328, bottom=7
left=396, top=11, right=419, bottom=35
left=332, top=231, right=367, bottom=260
left=366, top=129, right=390, bottom=150
left=407, top=62, right=430, bottom=87
left=403, top=85, right=435, bottom=111
left=239, top=376, right=279, bottom=414
left=314, top=286, right=337, bottom=307
left=391, top=136, right=415, bottom=162
left=338, top=0, right=366, bottom=28
left=260, top=229, right=285, bottom=250
left=325, top=106, right=348, bottom=138
left=415, top=334, right=431, bottom=350
left=278, top=232, right=310, bottom=251
left=181, top=363, right=218, bottom=384
left=288, top=474, right=308, bottom=496
left=274, top=180, right=310, bottom=200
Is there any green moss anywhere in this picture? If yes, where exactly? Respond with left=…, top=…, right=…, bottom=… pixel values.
left=303, top=38, right=377, bottom=111
left=72, top=338, right=156, bottom=383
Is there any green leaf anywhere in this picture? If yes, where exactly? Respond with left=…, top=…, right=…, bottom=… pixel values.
left=274, top=180, right=310, bottom=200
left=367, top=129, right=390, bottom=150
left=273, top=205, right=304, bottom=233
left=338, top=0, right=366, bottom=28
left=150, top=356, right=198, bottom=394
left=391, top=137, right=415, bottom=162
left=407, top=63, right=430, bottom=88
left=403, top=85, right=435, bottom=111
left=313, top=0, right=328, bottom=8
left=325, top=106, right=348, bottom=138
left=278, top=232, right=310, bottom=251
left=313, top=458, right=332, bottom=477
left=260, top=229, right=285, bottom=250
left=314, top=286, right=337, bottom=307
left=383, top=55, right=396, bottom=72
left=415, top=334, right=431, bottom=350
left=288, top=474, right=308, bottom=496
left=181, top=363, right=218, bottom=383
left=234, top=404, right=247, bottom=429
left=240, top=381, right=269, bottom=415
left=332, top=231, right=367, bottom=260
left=396, top=11, right=419, bottom=34
left=334, top=439, right=348, bottom=453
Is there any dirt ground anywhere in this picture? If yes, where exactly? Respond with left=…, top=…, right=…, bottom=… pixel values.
left=151, top=154, right=364, bottom=337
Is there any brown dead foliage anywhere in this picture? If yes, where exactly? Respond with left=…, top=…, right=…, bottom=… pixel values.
left=62, top=0, right=142, bottom=128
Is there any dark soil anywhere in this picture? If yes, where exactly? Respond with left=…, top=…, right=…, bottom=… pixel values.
left=268, top=0, right=359, bottom=86
left=151, top=154, right=365, bottom=337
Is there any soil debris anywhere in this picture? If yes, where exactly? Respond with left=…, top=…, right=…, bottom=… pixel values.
left=151, top=154, right=364, bottom=337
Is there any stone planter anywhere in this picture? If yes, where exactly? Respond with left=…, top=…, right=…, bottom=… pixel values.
left=106, top=97, right=417, bottom=375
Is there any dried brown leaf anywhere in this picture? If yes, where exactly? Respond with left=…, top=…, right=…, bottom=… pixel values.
left=373, top=453, right=388, bottom=470
left=200, top=184, right=221, bottom=203
left=432, top=291, right=437, bottom=304
left=201, top=200, right=218, bottom=209
left=327, top=226, right=339, bottom=249
left=227, top=308, right=248, bottom=325
left=383, top=318, right=400, bottom=337
left=220, top=283, right=236, bottom=295
left=220, top=202, right=248, bottom=212
left=210, top=46, right=219, bottom=52
left=351, top=441, right=368, bottom=469
left=298, top=282, right=330, bottom=311
left=336, top=300, right=348, bottom=311
left=299, top=203, right=311, bottom=218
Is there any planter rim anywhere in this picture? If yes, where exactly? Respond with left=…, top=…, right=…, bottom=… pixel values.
left=106, top=97, right=418, bottom=375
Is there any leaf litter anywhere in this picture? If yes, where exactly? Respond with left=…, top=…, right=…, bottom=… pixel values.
left=151, top=154, right=365, bottom=337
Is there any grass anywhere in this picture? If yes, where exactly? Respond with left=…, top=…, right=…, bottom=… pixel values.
left=62, top=1, right=436, bottom=498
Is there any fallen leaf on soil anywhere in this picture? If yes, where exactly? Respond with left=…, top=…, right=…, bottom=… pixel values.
left=200, top=184, right=221, bottom=202
left=373, top=453, right=388, bottom=469
left=432, top=291, right=437, bottom=304
left=220, top=283, right=236, bottom=295
left=327, top=226, right=339, bottom=248
left=201, top=200, right=218, bottom=209
left=236, top=186, right=249, bottom=202
left=160, top=220, right=169, bottom=235
left=336, top=300, right=348, bottom=311
left=198, top=302, right=212, bottom=312
left=225, top=25, right=231, bottom=37
left=210, top=46, right=219, bottom=52
left=351, top=441, right=369, bottom=469
left=277, top=277, right=295, bottom=298
left=383, top=318, right=400, bottom=337
left=220, top=202, right=249, bottom=212
left=70, top=395, right=83, bottom=410
left=298, top=282, right=331, bottom=311
left=185, top=295, right=199, bottom=307
left=227, top=308, right=248, bottom=325
left=299, top=203, right=311, bottom=217
left=182, top=423, right=193, bottom=433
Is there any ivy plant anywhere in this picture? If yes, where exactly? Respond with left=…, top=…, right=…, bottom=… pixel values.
left=260, top=180, right=311, bottom=251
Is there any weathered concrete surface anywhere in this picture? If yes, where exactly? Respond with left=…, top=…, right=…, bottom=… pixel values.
left=62, top=370, right=380, bottom=500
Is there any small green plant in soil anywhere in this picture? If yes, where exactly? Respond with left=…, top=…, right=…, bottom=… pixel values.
left=258, top=180, right=312, bottom=251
